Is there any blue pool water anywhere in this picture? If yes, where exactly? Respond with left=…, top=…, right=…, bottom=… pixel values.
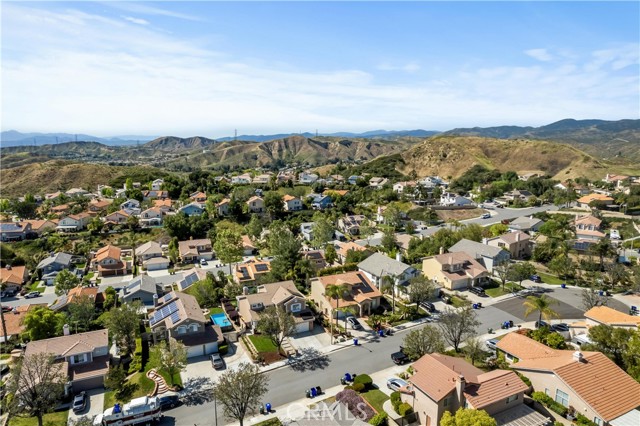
left=211, top=313, right=232, bottom=328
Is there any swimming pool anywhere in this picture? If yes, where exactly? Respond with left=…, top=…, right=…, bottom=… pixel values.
left=211, top=313, right=232, bottom=328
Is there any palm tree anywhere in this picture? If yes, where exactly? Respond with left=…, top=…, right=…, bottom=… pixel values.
left=523, top=294, right=559, bottom=326
left=591, top=238, right=617, bottom=271
left=325, top=284, right=348, bottom=344
left=381, top=273, right=399, bottom=314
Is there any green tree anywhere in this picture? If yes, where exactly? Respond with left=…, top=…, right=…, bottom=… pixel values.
left=7, top=353, right=67, bottom=426
left=590, top=238, right=616, bottom=271
left=508, top=262, right=536, bottom=288
left=67, top=294, right=97, bottom=332
left=359, top=219, right=375, bottom=245
left=407, top=275, right=435, bottom=305
left=104, top=302, right=141, bottom=357
left=586, top=324, right=633, bottom=367
left=149, top=338, right=188, bottom=386
left=440, top=408, right=496, bottom=426
left=381, top=227, right=398, bottom=254
left=24, top=307, right=64, bottom=341
left=463, top=337, right=486, bottom=366
left=214, top=229, right=244, bottom=264
left=102, top=286, right=117, bottom=311
left=494, top=262, right=513, bottom=291
left=310, top=216, right=335, bottom=249
left=324, top=243, right=337, bottom=265
left=623, top=329, right=640, bottom=381
left=54, top=269, right=80, bottom=296
left=245, top=214, right=264, bottom=240
left=268, top=222, right=302, bottom=281
left=523, top=295, right=559, bottom=326
left=256, top=306, right=296, bottom=352
left=213, top=362, right=269, bottom=426
left=549, top=255, right=576, bottom=280
left=402, top=326, right=445, bottom=360
left=438, top=306, right=480, bottom=352
left=325, top=284, right=348, bottom=343
left=264, top=191, right=284, bottom=218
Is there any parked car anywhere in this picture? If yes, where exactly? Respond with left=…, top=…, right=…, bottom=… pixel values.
left=72, top=391, right=87, bottom=413
left=386, top=378, right=408, bottom=392
left=536, top=320, right=550, bottom=329
left=485, top=339, right=499, bottom=351
left=419, top=301, right=436, bottom=313
left=530, top=275, right=542, bottom=283
left=200, top=259, right=208, bottom=266
left=469, top=286, right=486, bottom=296
left=210, top=353, right=225, bottom=370
left=481, top=213, right=491, bottom=219
left=24, top=291, right=40, bottom=299
left=551, top=323, right=570, bottom=332
left=391, top=347, right=409, bottom=365
left=346, top=316, right=363, bottom=331
left=157, top=392, right=180, bottom=410
left=1, top=305, right=13, bottom=313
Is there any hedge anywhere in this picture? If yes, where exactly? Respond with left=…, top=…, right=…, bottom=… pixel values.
left=397, top=402, right=413, bottom=417
left=390, top=391, right=401, bottom=412
left=532, top=391, right=568, bottom=417
left=369, top=412, right=388, bottom=426
left=345, top=383, right=365, bottom=392
left=353, top=374, right=373, bottom=389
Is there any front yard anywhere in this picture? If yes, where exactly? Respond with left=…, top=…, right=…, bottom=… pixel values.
left=9, top=410, right=69, bottom=426
left=248, top=334, right=278, bottom=353
left=484, top=280, right=522, bottom=298
left=361, top=388, right=389, bottom=413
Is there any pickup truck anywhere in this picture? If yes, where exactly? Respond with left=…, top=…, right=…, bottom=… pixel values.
left=391, top=347, right=409, bottom=365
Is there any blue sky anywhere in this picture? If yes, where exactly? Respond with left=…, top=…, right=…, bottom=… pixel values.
left=2, top=1, right=638, bottom=137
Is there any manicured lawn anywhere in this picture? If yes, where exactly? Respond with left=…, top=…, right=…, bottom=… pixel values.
left=537, top=272, right=565, bottom=285
left=103, top=371, right=156, bottom=410
left=158, top=369, right=183, bottom=388
left=209, top=307, right=224, bottom=315
left=450, top=295, right=471, bottom=308
left=249, top=335, right=278, bottom=353
left=485, top=282, right=522, bottom=298
left=254, top=419, right=283, bottom=426
left=9, top=410, right=69, bottom=426
left=361, top=389, right=389, bottom=413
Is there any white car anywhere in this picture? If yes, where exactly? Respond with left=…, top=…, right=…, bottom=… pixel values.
left=387, top=378, right=408, bottom=392
left=610, top=230, right=620, bottom=240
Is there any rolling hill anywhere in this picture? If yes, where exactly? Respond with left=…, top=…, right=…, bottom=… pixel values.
left=399, top=135, right=640, bottom=181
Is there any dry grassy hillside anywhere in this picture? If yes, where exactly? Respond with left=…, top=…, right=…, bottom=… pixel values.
left=400, top=136, right=638, bottom=180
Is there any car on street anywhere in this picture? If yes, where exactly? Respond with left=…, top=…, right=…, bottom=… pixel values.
left=24, top=291, right=40, bottom=299
left=391, top=347, right=409, bottom=365
left=536, top=320, right=550, bottom=329
left=158, top=392, right=180, bottom=410
left=72, top=391, right=87, bottom=413
left=346, top=316, right=363, bottom=331
left=469, top=286, right=486, bottom=296
left=210, top=353, right=225, bottom=370
left=551, top=323, right=570, bottom=332
left=419, top=301, right=436, bottom=313
left=200, top=259, right=208, bottom=266
left=481, top=213, right=491, bottom=219
left=485, top=339, right=499, bottom=351
left=530, top=275, right=542, bottom=283
left=1, top=305, right=13, bottom=313
left=387, top=378, right=409, bottom=392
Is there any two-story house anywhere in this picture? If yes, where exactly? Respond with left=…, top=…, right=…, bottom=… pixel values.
left=135, top=241, right=164, bottom=263
left=497, top=332, right=640, bottom=426
left=66, top=188, right=90, bottom=198
left=440, top=192, right=473, bottom=207
left=310, top=271, right=383, bottom=319
left=231, top=173, right=253, bottom=185
left=120, top=274, right=163, bottom=308
left=120, top=199, right=140, bottom=211
left=237, top=281, right=314, bottom=333
left=93, top=245, right=130, bottom=277
left=283, top=195, right=303, bottom=211
left=508, top=216, right=545, bottom=233
left=246, top=196, right=265, bottom=213
left=235, top=260, right=271, bottom=285
left=252, top=174, right=272, bottom=185
left=104, top=210, right=131, bottom=225
left=216, top=198, right=230, bottom=216
left=21, top=219, right=57, bottom=236
left=142, top=190, right=169, bottom=200
left=308, top=194, right=332, bottom=210
left=24, top=329, right=110, bottom=391
left=338, top=215, right=367, bottom=235
left=393, top=181, right=417, bottom=194
left=368, top=177, right=389, bottom=189
left=304, top=250, right=327, bottom=270
left=448, top=239, right=510, bottom=274
left=0, top=222, right=32, bottom=242
left=402, top=353, right=536, bottom=426
left=56, top=213, right=92, bottom=232
left=88, top=199, right=113, bottom=214
left=0, top=265, right=30, bottom=294
left=189, top=191, right=207, bottom=203
left=151, top=179, right=164, bottom=191
left=177, top=202, right=205, bottom=217
left=37, top=252, right=75, bottom=285
left=357, top=252, right=419, bottom=293
left=298, top=172, right=319, bottom=185
left=422, top=252, right=490, bottom=291
left=577, top=193, right=615, bottom=210
left=572, top=215, right=605, bottom=250
left=178, top=238, right=213, bottom=263
left=485, top=231, right=531, bottom=259
left=300, top=222, right=315, bottom=241
left=139, top=207, right=163, bottom=226
left=149, top=291, right=224, bottom=358
left=153, top=199, right=173, bottom=213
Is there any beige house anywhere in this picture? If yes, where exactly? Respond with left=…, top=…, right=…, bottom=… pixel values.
left=236, top=281, right=314, bottom=333
left=216, top=198, right=230, bottom=216
left=104, top=210, right=130, bottom=225
left=0, top=265, right=29, bottom=293
left=403, top=353, right=539, bottom=426
left=422, top=252, right=489, bottom=291
left=585, top=306, right=640, bottom=329
left=92, top=245, right=131, bottom=277
left=335, top=241, right=368, bottom=264
left=178, top=238, right=213, bottom=263
left=497, top=333, right=640, bottom=426
left=22, top=219, right=57, bottom=235
left=577, top=193, right=614, bottom=209
left=57, top=213, right=92, bottom=232
left=235, top=260, right=271, bottom=285
left=485, top=231, right=531, bottom=259
left=135, top=241, right=164, bottom=263
left=310, top=271, right=383, bottom=319
left=247, top=196, right=265, bottom=213
left=283, top=194, right=303, bottom=211
left=139, top=207, right=163, bottom=226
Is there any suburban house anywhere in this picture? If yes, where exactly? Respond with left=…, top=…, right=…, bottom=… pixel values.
left=21, top=219, right=57, bottom=236
left=148, top=291, right=224, bottom=358
left=24, top=329, right=110, bottom=392
left=508, top=216, right=546, bottom=233
left=304, top=250, right=327, bottom=270
left=139, top=207, right=163, bottom=226
left=120, top=274, right=163, bottom=307
left=135, top=241, right=164, bottom=263
left=577, top=193, right=614, bottom=210
left=440, top=192, right=473, bottom=207
left=176, top=268, right=208, bottom=291
left=57, top=213, right=92, bottom=232
left=178, top=238, right=213, bottom=263
left=65, top=188, right=90, bottom=198
left=0, top=222, right=32, bottom=242
left=338, top=214, right=367, bottom=235
left=189, top=191, right=207, bottom=203
left=143, top=256, right=171, bottom=271
left=178, top=202, right=205, bottom=216
left=231, top=173, right=253, bottom=185
left=120, top=199, right=140, bottom=211
left=298, top=172, right=319, bottom=185
left=49, top=286, right=100, bottom=312
left=103, top=210, right=130, bottom=225
left=422, top=252, right=490, bottom=291
left=393, top=181, right=417, bottom=194
left=283, top=195, right=303, bottom=211
left=142, top=190, right=169, bottom=200
left=241, top=235, right=256, bottom=256
left=153, top=199, right=173, bottom=213
left=503, top=189, right=534, bottom=203
left=252, top=173, right=272, bottom=185
left=324, top=189, right=348, bottom=197
left=448, top=239, right=510, bottom=274
left=369, top=177, right=389, bottom=189
left=37, top=252, right=75, bottom=285
left=235, top=260, right=271, bottom=285
left=92, top=245, right=131, bottom=277
left=572, top=215, right=605, bottom=250
left=335, top=241, right=368, bottom=264
left=485, top=231, right=531, bottom=259
left=50, top=204, right=71, bottom=216
left=310, top=271, right=383, bottom=319
left=497, top=332, right=640, bottom=426
left=347, top=175, right=362, bottom=185
left=603, top=173, right=629, bottom=188
left=357, top=252, right=419, bottom=292
left=0, top=305, right=30, bottom=343
left=300, top=222, right=315, bottom=241
left=584, top=306, right=640, bottom=329
left=216, top=198, right=230, bottom=216
left=0, top=265, right=29, bottom=294
left=236, top=281, right=314, bottom=333
left=402, top=353, right=542, bottom=426
left=246, top=196, right=265, bottom=213
left=88, top=199, right=113, bottom=213
left=151, top=178, right=164, bottom=191
left=308, top=193, right=332, bottom=210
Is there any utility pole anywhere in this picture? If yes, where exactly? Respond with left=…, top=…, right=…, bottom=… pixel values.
left=234, top=129, right=237, bottom=141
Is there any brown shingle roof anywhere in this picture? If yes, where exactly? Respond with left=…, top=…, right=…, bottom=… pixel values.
left=95, top=245, right=121, bottom=262
left=584, top=306, right=640, bottom=327
left=25, top=329, right=108, bottom=358
left=573, top=215, right=602, bottom=227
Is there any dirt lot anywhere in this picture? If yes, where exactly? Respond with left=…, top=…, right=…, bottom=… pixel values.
left=436, top=208, right=486, bottom=222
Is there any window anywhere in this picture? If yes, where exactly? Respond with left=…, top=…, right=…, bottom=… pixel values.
left=71, top=353, right=88, bottom=364
left=506, top=395, right=518, bottom=404
left=177, top=326, right=187, bottom=335
left=443, top=396, right=450, bottom=407
left=544, top=388, right=550, bottom=396
left=593, top=417, right=602, bottom=425
left=555, top=389, right=569, bottom=407
left=290, top=303, right=302, bottom=313
left=190, top=323, right=199, bottom=332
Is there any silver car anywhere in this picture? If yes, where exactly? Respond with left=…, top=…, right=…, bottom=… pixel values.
left=210, top=353, right=225, bottom=369
left=387, top=378, right=408, bottom=392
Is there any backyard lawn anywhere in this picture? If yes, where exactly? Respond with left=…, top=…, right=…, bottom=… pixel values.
left=361, top=389, right=389, bottom=413
left=9, top=410, right=69, bottom=426
left=249, top=335, right=278, bottom=353
left=209, top=307, right=224, bottom=315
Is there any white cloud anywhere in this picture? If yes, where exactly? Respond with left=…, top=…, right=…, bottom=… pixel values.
left=123, top=16, right=149, bottom=26
left=377, top=62, right=421, bottom=73
left=107, top=2, right=204, bottom=22
left=525, top=48, right=553, bottom=62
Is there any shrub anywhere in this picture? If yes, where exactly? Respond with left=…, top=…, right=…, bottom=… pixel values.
left=549, top=403, right=567, bottom=417
left=516, top=372, right=531, bottom=387
left=575, top=414, right=597, bottom=426
left=335, top=389, right=375, bottom=422
left=531, top=391, right=552, bottom=405
left=397, top=402, right=413, bottom=417
left=390, top=391, right=401, bottom=409
left=219, top=343, right=229, bottom=355
left=554, top=422, right=563, bottom=426
left=353, top=373, right=373, bottom=389
left=369, top=412, right=388, bottom=426
left=351, top=383, right=365, bottom=393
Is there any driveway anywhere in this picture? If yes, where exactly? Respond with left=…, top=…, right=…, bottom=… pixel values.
left=290, top=325, right=332, bottom=353
left=67, top=388, right=105, bottom=425
left=181, top=342, right=250, bottom=385
left=99, top=275, right=132, bottom=288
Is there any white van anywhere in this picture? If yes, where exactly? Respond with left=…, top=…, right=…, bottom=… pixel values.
left=571, top=334, right=592, bottom=347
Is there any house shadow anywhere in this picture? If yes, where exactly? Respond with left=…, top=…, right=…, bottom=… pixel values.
left=287, top=347, right=331, bottom=372
left=180, top=376, right=215, bottom=406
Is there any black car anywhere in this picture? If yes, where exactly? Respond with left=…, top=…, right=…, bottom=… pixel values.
left=419, top=301, right=436, bottom=313
left=469, top=287, right=486, bottom=296
left=157, top=392, right=180, bottom=410
left=530, top=275, right=542, bottom=283
left=391, top=347, right=409, bottom=365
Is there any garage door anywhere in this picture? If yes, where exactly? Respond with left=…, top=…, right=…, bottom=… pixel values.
left=186, top=345, right=204, bottom=358
left=295, top=321, right=312, bottom=334
left=72, top=376, right=104, bottom=392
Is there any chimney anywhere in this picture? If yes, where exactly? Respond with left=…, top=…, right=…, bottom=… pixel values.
left=396, top=252, right=403, bottom=263
left=573, top=351, right=584, bottom=362
left=153, top=294, right=159, bottom=306
left=439, top=246, right=445, bottom=255
left=5, top=265, right=11, bottom=270
left=63, top=324, right=70, bottom=336
left=243, top=286, right=249, bottom=295
left=516, top=232, right=521, bottom=242
left=482, top=238, right=488, bottom=245
left=456, top=375, right=465, bottom=404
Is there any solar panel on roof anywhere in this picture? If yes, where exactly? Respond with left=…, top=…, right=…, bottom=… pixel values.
left=169, top=311, right=181, bottom=324
left=255, top=264, right=268, bottom=272
left=180, top=273, right=198, bottom=290
left=149, top=301, right=179, bottom=326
